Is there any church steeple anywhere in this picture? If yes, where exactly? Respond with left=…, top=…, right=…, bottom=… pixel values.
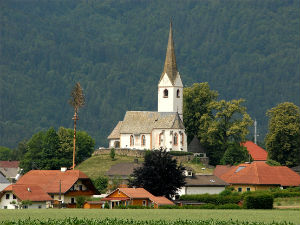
left=159, top=22, right=178, bottom=85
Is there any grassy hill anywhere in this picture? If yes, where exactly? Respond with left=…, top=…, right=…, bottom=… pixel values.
left=76, top=153, right=213, bottom=179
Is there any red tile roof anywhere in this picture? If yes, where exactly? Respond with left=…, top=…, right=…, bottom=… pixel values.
left=0, top=161, right=20, bottom=168
left=214, top=165, right=233, bottom=177
left=17, top=170, right=89, bottom=194
left=242, top=141, right=268, bottom=161
left=151, top=196, right=174, bottom=205
left=2, top=184, right=52, bottom=202
left=219, top=161, right=300, bottom=187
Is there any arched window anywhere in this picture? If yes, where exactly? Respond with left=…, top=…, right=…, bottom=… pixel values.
left=141, top=135, right=146, bottom=146
left=173, top=133, right=178, bottom=146
left=130, top=135, right=134, bottom=146
left=180, top=133, right=184, bottom=145
left=177, top=89, right=180, bottom=98
left=163, top=89, right=168, bottom=98
left=159, top=133, right=163, bottom=145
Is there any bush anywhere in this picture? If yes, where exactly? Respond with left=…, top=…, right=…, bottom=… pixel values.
left=169, top=151, right=193, bottom=156
left=92, top=176, right=108, bottom=194
left=244, top=193, right=274, bottom=209
left=75, top=196, right=86, bottom=208
left=179, top=194, right=241, bottom=205
left=114, top=205, right=153, bottom=209
left=110, top=148, right=116, bottom=160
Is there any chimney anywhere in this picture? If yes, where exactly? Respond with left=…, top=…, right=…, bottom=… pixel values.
left=61, top=167, right=67, bottom=172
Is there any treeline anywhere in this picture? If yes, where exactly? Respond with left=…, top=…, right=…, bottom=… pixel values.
left=0, top=0, right=299, bottom=148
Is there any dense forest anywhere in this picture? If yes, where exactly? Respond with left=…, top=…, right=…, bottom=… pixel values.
left=0, top=0, right=299, bottom=149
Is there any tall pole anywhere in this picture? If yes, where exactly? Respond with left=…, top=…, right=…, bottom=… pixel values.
left=72, top=111, right=78, bottom=170
left=254, top=119, right=257, bottom=144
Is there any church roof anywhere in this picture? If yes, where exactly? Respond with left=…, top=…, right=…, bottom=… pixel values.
left=159, top=22, right=178, bottom=85
left=108, top=121, right=123, bottom=139
left=188, top=136, right=207, bottom=153
left=119, top=111, right=184, bottom=134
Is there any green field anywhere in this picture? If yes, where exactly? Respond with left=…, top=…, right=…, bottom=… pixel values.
left=76, top=154, right=213, bottom=179
left=0, top=209, right=299, bottom=224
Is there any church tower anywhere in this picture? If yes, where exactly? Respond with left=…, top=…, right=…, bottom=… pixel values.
left=158, top=22, right=183, bottom=120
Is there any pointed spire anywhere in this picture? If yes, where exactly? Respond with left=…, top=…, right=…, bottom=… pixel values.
left=160, top=22, right=178, bottom=85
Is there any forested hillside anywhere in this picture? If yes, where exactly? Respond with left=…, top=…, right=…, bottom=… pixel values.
left=1, top=0, right=299, bottom=148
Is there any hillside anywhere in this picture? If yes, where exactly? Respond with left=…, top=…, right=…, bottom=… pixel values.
left=1, top=0, right=299, bottom=148
left=76, top=154, right=213, bottom=179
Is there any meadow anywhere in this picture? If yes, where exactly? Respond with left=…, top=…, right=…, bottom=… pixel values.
left=0, top=209, right=299, bottom=224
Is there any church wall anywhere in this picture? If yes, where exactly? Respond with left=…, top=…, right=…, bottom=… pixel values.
left=120, top=133, right=151, bottom=150
left=152, top=129, right=187, bottom=151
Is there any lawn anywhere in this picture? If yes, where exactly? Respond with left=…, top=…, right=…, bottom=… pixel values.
left=274, top=197, right=300, bottom=209
left=0, top=209, right=299, bottom=224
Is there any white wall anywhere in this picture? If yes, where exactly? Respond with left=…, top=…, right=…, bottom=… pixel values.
left=120, top=133, right=151, bottom=150
left=152, top=129, right=187, bottom=151
left=178, top=186, right=225, bottom=195
left=109, top=139, right=120, bottom=148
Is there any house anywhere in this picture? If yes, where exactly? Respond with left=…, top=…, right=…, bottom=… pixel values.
left=108, top=23, right=187, bottom=152
left=101, top=187, right=174, bottom=208
left=15, top=168, right=99, bottom=207
left=83, top=201, right=105, bottom=209
left=216, top=161, right=300, bottom=192
left=106, top=161, right=141, bottom=188
left=177, top=175, right=228, bottom=197
left=0, top=171, right=10, bottom=192
left=0, top=184, right=52, bottom=209
left=241, top=141, right=268, bottom=161
left=0, top=161, right=22, bottom=183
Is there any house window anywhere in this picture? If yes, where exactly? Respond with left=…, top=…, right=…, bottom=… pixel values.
left=141, top=135, right=146, bottom=146
left=180, top=133, right=184, bottom=145
left=79, top=185, right=83, bottom=191
left=246, top=187, right=251, bottom=192
left=13, top=195, right=16, bottom=199
left=5, top=194, right=9, bottom=199
left=173, top=133, right=178, bottom=146
left=163, top=89, right=168, bottom=98
left=38, top=205, right=42, bottom=209
left=142, top=200, right=147, bottom=206
left=238, top=187, right=242, bottom=192
left=130, top=135, right=134, bottom=146
left=177, top=89, right=180, bottom=98
left=71, top=198, right=75, bottom=204
left=159, top=133, right=163, bottom=145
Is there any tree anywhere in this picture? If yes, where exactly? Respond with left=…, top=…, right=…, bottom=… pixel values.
left=183, top=83, right=218, bottom=143
left=110, top=148, right=115, bottom=160
left=129, top=149, right=185, bottom=198
left=69, top=82, right=85, bottom=169
left=41, top=127, right=60, bottom=170
left=265, top=102, right=300, bottom=167
left=220, top=143, right=249, bottom=165
left=92, top=176, right=108, bottom=194
left=0, top=146, right=13, bottom=160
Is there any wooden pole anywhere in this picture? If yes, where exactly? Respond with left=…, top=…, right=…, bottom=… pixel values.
left=72, top=111, right=78, bottom=170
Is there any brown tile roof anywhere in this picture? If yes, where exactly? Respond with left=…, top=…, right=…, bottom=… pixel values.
left=106, top=162, right=140, bottom=176
left=17, top=170, right=89, bottom=194
left=214, top=165, right=233, bottom=177
left=2, top=184, right=52, bottom=202
left=108, top=121, right=123, bottom=139
left=0, top=161, right=20, bottom=168
left=219, top=161, right=300, bottom=186
left=159, top=22, right=179, bottom=85
left=185, top=175, right=228, bottom=187
left=242, top=141, right=268, bottom=161
left=151, top=196, right=174, bottom=205
left=119, top=111, right=184, bottom=134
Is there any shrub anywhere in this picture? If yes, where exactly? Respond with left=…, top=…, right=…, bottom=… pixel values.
left=110, top=148, right=116, bottom=160
left=217, top=203, right=241, bottom=209
left=244, top=193, right=274, bottom=209
left=75, top=196, right=86, bottom=208
left=92, top=176, right=108, bottom=194
left=169, top=151, right=193, bottom=156
left=179, top=194, right=241, bottom=205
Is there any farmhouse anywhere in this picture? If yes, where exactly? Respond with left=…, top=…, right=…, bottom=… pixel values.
left=108, top=23, right=187, bottom=152
left=215, top=161, right=300, bottom=192
left=15, top=168, right=99, bottom=207
left=0, top=184, right=52, bottom=209
left=102, top=187, right=174, bottom=208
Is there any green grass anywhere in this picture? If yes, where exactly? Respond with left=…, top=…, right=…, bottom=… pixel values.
left=274, top=197, right=300, bottom=208
left=0, top=209, right=299, bottom=223
left=76, top=154, right=143, bottom=179
left=181, top=161, right=214, bottom=174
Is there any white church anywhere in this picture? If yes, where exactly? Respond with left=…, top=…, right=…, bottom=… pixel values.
left=108, top=23, right=187, bottom=152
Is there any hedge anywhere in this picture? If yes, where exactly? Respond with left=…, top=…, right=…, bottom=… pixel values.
left=244, top=193, right=274, bottom=209
left=169, top=151, right=193, bottom=156
left=159, top=203, right=240, bottom=209
left=179, top=194, right=241, bottom=205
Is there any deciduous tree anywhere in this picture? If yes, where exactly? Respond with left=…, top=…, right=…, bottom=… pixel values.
left=129, top=149, right=185, bottom=198
left=265, top=102, right=300, bottom=167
